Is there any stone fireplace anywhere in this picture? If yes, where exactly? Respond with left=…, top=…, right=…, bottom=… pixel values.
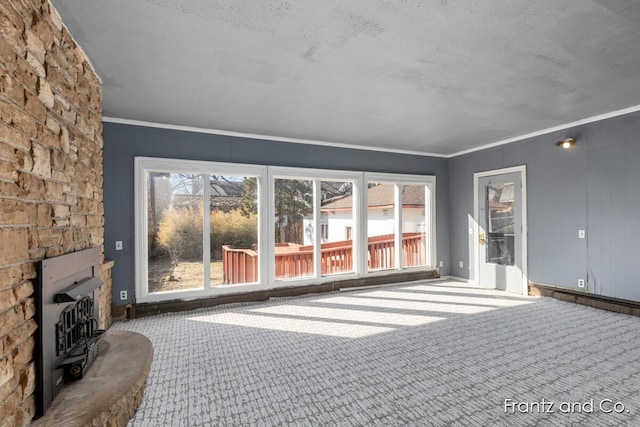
left=0, top=1, right=110, bottom=424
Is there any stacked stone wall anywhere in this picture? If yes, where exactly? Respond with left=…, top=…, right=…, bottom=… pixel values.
left=0, top=1, right=108, bottom=424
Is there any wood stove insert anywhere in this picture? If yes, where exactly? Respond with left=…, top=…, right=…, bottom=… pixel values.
left=34, top=247, right=105, bottom=418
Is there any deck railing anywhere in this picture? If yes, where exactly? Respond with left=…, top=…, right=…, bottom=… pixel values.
left=222, top=245, right=258, bottom=284
left=222, top=233, right=426, bottom=284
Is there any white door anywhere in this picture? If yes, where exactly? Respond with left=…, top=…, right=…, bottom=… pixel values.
left=477, top=171, right=524, bottom=293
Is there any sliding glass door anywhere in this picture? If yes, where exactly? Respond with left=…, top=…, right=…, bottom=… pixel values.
left=136, top=158, right=436, bottom=303
left=269, top=169, right=362, bottom=283
left=364, top=175, right=434, bottom=273
left=136, top=158, right=266, bottom=302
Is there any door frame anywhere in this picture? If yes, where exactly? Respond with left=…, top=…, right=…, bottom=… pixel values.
left=473, top=165, right=528, bottom=295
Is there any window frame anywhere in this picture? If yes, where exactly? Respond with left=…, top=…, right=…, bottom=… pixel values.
left=135, top=157, right=436, bottom=303
left=364, top=172, right=437, bottom=273
left=135, top=157, right=268, bottom=303
left=267, top=166, right=363, bottom=284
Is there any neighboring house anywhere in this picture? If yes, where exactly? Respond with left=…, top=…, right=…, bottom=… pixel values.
left=303, top=184, right=427, bottom=245
left=171, top=179, right=244, bottom=212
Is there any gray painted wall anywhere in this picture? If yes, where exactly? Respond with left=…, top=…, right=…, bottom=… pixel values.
left=103, top=122, right=450, bottom=303
left=449, top=111, right=640, bottom=301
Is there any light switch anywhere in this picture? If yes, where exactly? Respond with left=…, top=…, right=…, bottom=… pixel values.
left=578, top=230, right=586, bottom=239
left=115, top=241, right=123, bottom=250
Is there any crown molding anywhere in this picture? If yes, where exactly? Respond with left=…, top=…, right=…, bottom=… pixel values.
left=450, top=104, right=640, bottom=157
left=104, top=104, right=640, bottom=159
left=101, top=117, right=448, bottom=158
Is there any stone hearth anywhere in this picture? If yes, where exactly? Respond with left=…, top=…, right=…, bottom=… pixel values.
left=32, top=330, right=153, bottom=427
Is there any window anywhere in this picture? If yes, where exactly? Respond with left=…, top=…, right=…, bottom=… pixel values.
left=136, top=158, right=435, bottom=303
left=366, top=182, right=396, bottom=271
left=401, top=184, right=428, bottom=268
left=273, top=178, right=314, bottom=280
left=485, top=182, right=515, bottom=266
left=209, top=175, right=259, bottom=285
left=320, top=180, right=354, bottom=275
left=136, top=158, right=266, bottom=302
left=271, top=171, right=359, bottom=279
left=147, top=172, right=204, bottom=293
left=320, top=224, right=329, bottom=240
left=365, top=174, right=434, bottom=273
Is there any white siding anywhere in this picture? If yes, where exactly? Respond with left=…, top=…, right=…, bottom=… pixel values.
left=307, top=207, right=425, bottom=243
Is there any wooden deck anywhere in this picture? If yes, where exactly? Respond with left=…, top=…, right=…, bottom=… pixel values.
left=222, top=233, right=426, bottom=284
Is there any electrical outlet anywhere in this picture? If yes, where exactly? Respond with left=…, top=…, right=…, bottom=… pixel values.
left=115, top=241, right=123, bottom=251
left=120, top=290, right=128, bottom=300
left=578, top=279, right=585, bottom=288
left=459, top=261, right=463, bottom=268
left=578, top=230, right=586, bottom=239
left=439, top=260, right=443, bottom=268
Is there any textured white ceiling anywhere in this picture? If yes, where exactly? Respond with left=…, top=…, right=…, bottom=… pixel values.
left=51, top=0, right=640, bottom=155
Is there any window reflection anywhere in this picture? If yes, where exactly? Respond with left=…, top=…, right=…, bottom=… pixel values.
left=486, top=182, right=515, bottom=266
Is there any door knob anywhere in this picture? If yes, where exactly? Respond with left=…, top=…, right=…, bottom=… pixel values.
left=479, top=232, right=486, bottom=246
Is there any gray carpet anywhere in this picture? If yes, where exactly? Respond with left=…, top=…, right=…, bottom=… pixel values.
left=115, top=281, right=640, bottom=426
